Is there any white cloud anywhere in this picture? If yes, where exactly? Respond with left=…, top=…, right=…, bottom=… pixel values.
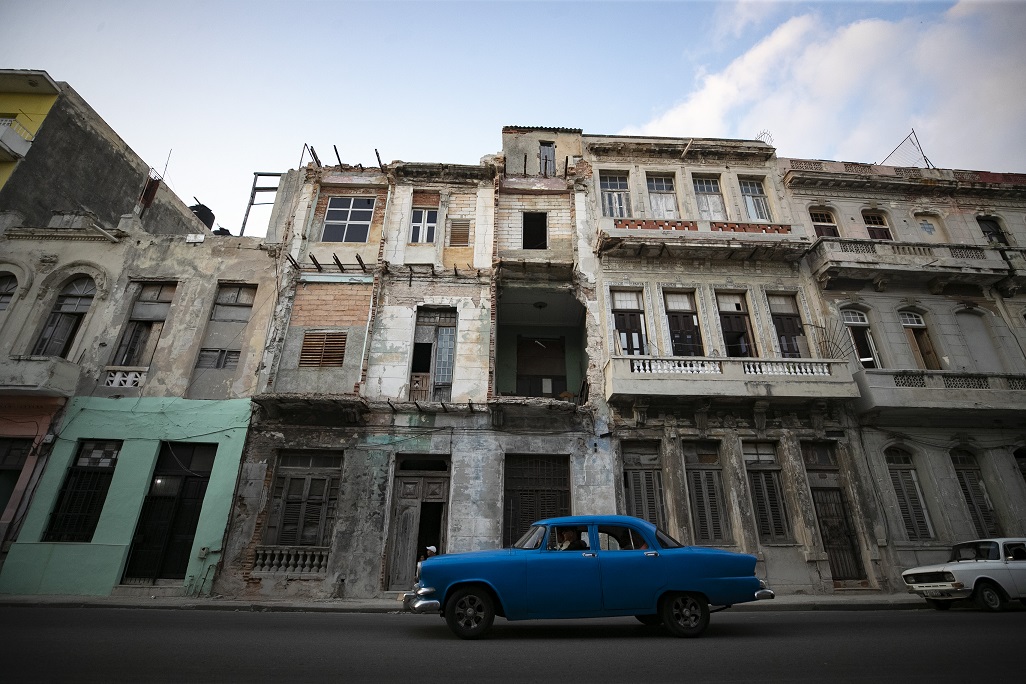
left=623, top=2, right=1026, bottom=172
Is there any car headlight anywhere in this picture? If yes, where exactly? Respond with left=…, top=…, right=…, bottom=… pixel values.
left=942, top=572, right=956, bottom=582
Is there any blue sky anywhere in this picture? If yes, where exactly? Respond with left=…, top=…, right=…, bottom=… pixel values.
left=3, top=1, right=1024, bottom=236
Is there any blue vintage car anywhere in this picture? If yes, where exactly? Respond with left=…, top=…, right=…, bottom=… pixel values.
left=403, top=514, right=774, bottom=639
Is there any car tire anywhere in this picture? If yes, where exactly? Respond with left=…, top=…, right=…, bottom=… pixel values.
left=974, top=581, right=1006, bottom=612
left=635, top=614, right=662, bottom=626
left=444, top=586, right=496, bottom=639
left=660, top=592, right=709, bottom=638
left=925, top=599, right=952, bottom=611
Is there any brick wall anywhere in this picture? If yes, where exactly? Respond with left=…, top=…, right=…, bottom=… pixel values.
left=495, top=194, right=572, bottom=250
left=290, top=283, right=373, bottom=327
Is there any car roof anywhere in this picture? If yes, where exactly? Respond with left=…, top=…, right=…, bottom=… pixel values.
left=534, top=515, right=657, bottom=530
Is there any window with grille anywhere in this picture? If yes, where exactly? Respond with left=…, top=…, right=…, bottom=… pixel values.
left=322, top=196, right=374, bottom=243
left=768, top=294, right=805, bottom=358
left=684, top=441, right=730, bottom=544
left=885, top=447, right=933, bottom=540
left=622, top=442, right=666, bottom=529
left=265, top=450, right=343, bottom=546
left=810, top=210, right=839, bottom=238
left=299, top=332, right=347, bottom=367
left=600, top=172, right=631, bottom=218
left=744, top=442, right=791, bottom=543
left=112, top=283, right=176, bottom=367
left=611, top=290, right=646, bottom=356
left=665, top=291, right=703, bottom=356
left=43, top=440, right=121, bottom=542
left=841, top=309, right=879, bottom=369
left=410, top=309, right=456, bottom=401
left=502, top=455, right=570, bottom=547
left=196, top=348, right=241, bottom=370
left=977, top=217, right=1008, bottom=245
left=449, top=220, right=471, bottom=247
left=717, top=292, right=756, bottom=358
left=739, top=179, right=771, bottom=221
left=951, top=450, right=1001, bottom=538
left=211, top=284, right=257, bottom=322
left=0, top=273, right=17, bottom=311
left=647, top=174, right=679, bottom=219
left=863, top=211, right=892, bottom=240
left=693, top=177, right=727, bottom=221
left=32, top=277, right=96, bottom=358
left=410, top=209, right=437, bottom=244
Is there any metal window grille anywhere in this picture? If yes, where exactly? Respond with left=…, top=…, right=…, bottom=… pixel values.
left=322, top=196, right=375, bottom=243
left=299, top=332, right=347, bottom=367
left=502, top=455, right=570, bottom=547
left=43, top=440, right=121, bottom=543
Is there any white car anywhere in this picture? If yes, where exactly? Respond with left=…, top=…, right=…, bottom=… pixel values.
left=902, top=538, right=1026, bottom=611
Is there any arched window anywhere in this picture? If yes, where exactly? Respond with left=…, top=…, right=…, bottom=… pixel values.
left=862, top=210, right=892, bottom=240
left=841, top=309, right=879, bottom=369
left=955, top=309, right=1003, bottom=373
left=899, top=311, right=941, bottom=370
left=32, top=277, right=96, bottom=358
left=810, top=209, right=839, bottom=238
left=950, top=449, right=1000, bottom=538
left=885, top=447, right=933, bottom=540
left=977, top=216, right=1008, bottom=245
left=0, top=274, right=17, bottom=311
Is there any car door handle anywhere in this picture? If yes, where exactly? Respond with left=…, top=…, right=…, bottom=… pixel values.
left=582, top=552, right=597, bottom=558
left=644, top=551, right=659, bottom=557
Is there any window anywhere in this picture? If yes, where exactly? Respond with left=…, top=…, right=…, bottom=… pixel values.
left=195, top=348, right=240, bottom=370
left=211, top=285, right=257, bottom=322
left=0, top=438, right=32, bottom=470
left=523, top=212, right=547, bottom=249
left=739, top=179, right=771, bottom=221
left=664, top=292, right=703, bottom=356
left=32, top=277, right=96, bottom=358
left=622, top=442, right=666, bottom=529
left=503, top=455, right=570, bottom=547
left=841, top=309, right=879, bottom=369
left=768, top=294, right=805, bottom=358
left=539, top=141, right=555, bottom=176
left=43, top=440, right=121, bottom=542
left=111, top=283, right=176, bottom=367
left=410, top=309, right=456, bottom=401
left=693, top=177, right=727, bottom=221
left=684, top=441, right=730, bottom=544
left=600, top=172, right=631, bottom=218
left=0, top=274, right=16, bottom=311
left=863, top=211, right=892, bottom=240
left=899, top=311, right=941, bottom=370
left=449, top=220, right=470, bottom=247
left=744, top=442, right=791, bottom=543
left=299, top=331, right=347, bottom=368
left=322, top=196, right=375, bottom=242
left=977, top=217, right=1008, bottom=245
left=951, top=450, right=1000, bottom=538
left=717, top=292, right=756, bottom=358
left=810, top=210, right=839, bottom=238
left=647, top=174, right=679, bottom=219
left=802, top=442, right=838, bottom=469
left=612, top=290, right=646, bottom=356
left=410, top=209, right=437, bottom=244
left=885, top=447, right=933, bottom=540
left=264, top=450, right=343, bottom=546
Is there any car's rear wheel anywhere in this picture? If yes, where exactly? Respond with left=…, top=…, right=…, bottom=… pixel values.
left=444, top=586, right=495, bottom=639
left=635, top=614, right=662, bottom=626
left=660, top=592, right=709, bottom=638
left=974, top=581, right=1006, bottom=612
left=925, top=599, right=952, bottom=611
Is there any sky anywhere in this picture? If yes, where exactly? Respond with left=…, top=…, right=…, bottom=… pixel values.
left=3, top=0, right=1024, bottom=237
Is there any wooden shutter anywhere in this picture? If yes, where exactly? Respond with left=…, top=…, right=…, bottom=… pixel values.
left=748, top=470, right=789, bottom=542
left=299, top=332, right=347, bottom=367
left=614, top=311, right=646, bottom=355
left=624, top=469, right=667, bottom=528
left=689, top=469, right=727, bottom=543
left=668, top=312, right=703, bottom=356
left=955, top=469, right=1000, bottom=538
left=889, top=468, right=932, bottom=540
left=449, top=220, right=470, bottom=247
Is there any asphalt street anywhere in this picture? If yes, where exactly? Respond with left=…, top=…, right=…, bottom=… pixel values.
left=2, top=606, right=1020, bottom=683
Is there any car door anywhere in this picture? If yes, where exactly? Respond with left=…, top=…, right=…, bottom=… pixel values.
left=595, top=524, right=665, bottom=612
left=525, top=525, right=602, bottom=617
left=1002, top=541, right=1026, bottom=597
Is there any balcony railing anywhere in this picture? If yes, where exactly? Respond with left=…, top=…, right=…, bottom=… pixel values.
left=104, top=366, right=147, bottom=387
left=252, top=546, right=330, bottom=575
left=605, top=355, right=857, bottom=401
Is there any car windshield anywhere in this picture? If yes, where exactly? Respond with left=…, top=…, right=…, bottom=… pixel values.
left=512, top=525, right=546, bottom=549
left=949, top=541, right=999, bottom=561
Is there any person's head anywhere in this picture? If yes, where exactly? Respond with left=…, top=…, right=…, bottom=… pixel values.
left=426, top=545, right=437, bottom=557
left=559, top=528, right=575, bottom=541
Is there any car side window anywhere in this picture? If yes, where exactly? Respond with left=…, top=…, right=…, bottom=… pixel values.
left=1005, top=542, right=1026, bottom=561
left=596, top=525, right=649, bottom=550
left=546, top=525, right=590, bottom=551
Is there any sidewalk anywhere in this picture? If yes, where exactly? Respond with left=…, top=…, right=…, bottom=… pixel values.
left=0, top=591, right=928, bottom=613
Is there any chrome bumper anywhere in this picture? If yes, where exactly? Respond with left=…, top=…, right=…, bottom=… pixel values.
left=401, top=583, right=440, bottom=613
left=755, top=580, right=775, bottom=601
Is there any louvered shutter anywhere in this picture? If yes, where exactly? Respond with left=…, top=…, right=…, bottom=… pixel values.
left=299, top=332, right=347, bottom=367
left=690, top=470, right=726, bottom=543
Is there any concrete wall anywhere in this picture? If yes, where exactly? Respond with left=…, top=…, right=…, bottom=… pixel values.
left=0, top=397, right=251, bottom=596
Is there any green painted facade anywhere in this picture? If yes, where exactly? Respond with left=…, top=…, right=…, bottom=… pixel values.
left=0, top=397, right=250, bottom=596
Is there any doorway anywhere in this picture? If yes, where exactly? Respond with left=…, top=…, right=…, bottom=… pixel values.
left=386, top=455, right=449, bottom=590
left=811, top=487, right=866, bottom=581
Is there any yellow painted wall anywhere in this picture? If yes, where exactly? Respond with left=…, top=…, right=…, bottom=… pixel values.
left=0, top=92, right=58, bottom=190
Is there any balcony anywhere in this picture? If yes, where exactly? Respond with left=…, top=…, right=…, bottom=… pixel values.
left=597, top=218, right=808, bottom=262
left=603, top=355, right=858, bottom=402
left=0, top=356, right=82, bottom=396
left=251, top=546, right=330, bottom=576
left=0, top=118, right=33, bottom=161
left=854, top=369, right=1026, bottom=425
left=808, top=238, right=1011, bottom=291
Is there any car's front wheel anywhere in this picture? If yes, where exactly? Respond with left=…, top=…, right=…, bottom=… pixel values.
left=925, top=598, right=952, bottom=611
left=660, top=592, right=709, bottom=638
left=444, top=586, right=496, bottom=639
left=974, top=581, right=1006, bottom=612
